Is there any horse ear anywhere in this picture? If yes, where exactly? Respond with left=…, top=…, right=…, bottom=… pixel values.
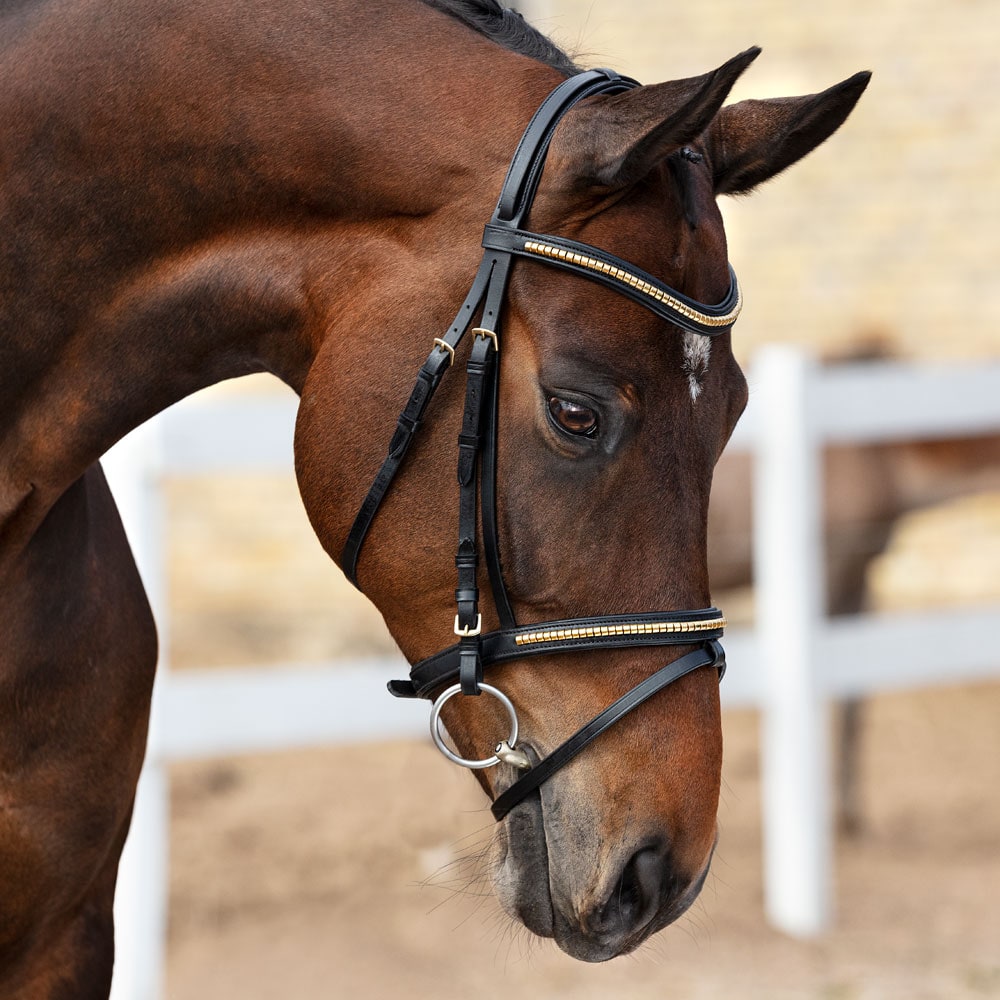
left=552, top=48, right=761, bottom=189
left=705, top=71, right=871, bottom=195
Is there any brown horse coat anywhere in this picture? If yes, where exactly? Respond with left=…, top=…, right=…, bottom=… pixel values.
left=0, top=0, right=867, bottom=991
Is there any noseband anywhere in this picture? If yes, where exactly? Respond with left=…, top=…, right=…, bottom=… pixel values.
left=342, top=69, right=739, bottom=822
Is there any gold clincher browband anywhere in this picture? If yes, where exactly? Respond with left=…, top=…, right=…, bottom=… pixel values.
left=481, top=224, right=742, bottom=336
left=514, top=615, right=728, bottom=647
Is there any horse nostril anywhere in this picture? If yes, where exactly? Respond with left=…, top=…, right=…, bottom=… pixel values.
left=589, top=846, right=665, bottom=939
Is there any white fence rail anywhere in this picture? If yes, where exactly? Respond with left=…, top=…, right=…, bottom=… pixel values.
left=104, top=348, right=1000, bottom=999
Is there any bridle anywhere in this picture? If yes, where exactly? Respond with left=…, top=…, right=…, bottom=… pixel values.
left=342, top=69, right=740, bottom=822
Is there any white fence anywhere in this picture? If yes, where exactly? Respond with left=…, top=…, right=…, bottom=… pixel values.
left=103, top=347, right=1000, bottom=999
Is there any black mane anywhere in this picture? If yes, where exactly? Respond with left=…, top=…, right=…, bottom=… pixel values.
left=421, top=0, right=581, bottom=76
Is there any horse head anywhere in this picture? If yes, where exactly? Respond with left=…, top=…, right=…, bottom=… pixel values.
left=295, top=48, right=868, bottom=961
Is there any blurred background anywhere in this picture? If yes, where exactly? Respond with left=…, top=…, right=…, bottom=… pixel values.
left=117, top=1, right=1000, bottom=997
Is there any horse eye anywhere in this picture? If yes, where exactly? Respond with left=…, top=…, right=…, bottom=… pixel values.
left=547, top=396, right=598, bottom=437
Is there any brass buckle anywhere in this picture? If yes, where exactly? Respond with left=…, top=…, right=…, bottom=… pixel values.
left=453, top=613, right=482, bottom=637
left=433, top=338, right=455, bottom=366
left=472, top=328, right=498, bottom=350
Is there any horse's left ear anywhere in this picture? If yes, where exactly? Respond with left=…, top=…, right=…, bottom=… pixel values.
left=704, top=71, right=871, bottom=195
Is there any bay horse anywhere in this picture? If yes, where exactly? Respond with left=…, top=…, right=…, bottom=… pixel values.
left=0, top=0, right=868, bottom=993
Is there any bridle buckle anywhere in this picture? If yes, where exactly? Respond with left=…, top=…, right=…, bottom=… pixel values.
left=453, top=613, right=482, bottom=637
left=433, top=338, right=455, bottom=366
left=472, top=327, right=498, bottom=350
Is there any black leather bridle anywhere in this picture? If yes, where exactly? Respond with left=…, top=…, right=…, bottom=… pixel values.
left=342, top=69, right=741, bottom=822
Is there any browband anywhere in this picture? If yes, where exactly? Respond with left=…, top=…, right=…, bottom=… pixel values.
left=481, top=225, right=741, bottom=336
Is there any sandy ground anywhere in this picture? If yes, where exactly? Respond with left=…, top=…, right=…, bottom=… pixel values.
left=164, top=683, right=1000, bottom=1000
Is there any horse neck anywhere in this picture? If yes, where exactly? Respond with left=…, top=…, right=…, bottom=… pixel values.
left=0, top=0, right=562, bottom=553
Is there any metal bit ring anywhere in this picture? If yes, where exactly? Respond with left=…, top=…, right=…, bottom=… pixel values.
left=429, top=682, right=520, bottom=769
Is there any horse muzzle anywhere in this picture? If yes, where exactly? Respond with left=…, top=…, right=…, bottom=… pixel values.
left=491, top=770, right=715, bottom=962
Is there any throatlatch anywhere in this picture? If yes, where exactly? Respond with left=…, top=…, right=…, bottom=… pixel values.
left=341, top=68, right=739, bottom=822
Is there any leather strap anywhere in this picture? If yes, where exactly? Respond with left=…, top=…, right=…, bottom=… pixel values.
left=455, top=330, right=497, bottom=694
left=387, top=608, right=726, bottom=699
left=478, top=316, right=515, bottom=629
left=475, top=254, right=517, bottom=629
left=490, top=640, right=724, bottom=820
left=493, top=69, right=639, bottom=226
left=340, top=255, right=496, bottom=586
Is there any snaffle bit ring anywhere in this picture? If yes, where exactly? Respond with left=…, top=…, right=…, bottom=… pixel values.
left=429, top=682, right=520, bottom=769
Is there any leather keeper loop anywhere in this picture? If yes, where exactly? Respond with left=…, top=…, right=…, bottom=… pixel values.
left=459, top=639, right=483, bottom=696
left=388, top=417, right=417, bottom=459
left=456, top=433, right=479, bottom=486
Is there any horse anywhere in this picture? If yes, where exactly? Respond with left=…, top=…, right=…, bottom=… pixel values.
left=0, top=0, right=868, bottom=993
